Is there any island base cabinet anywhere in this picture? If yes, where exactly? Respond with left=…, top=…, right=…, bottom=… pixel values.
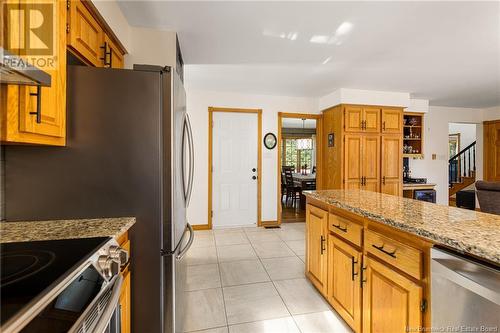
left=306, top=204, right=328, bottom=294
left=327, top=235, right=362, bottom=333
left=362, top=257, right=423, bottom=333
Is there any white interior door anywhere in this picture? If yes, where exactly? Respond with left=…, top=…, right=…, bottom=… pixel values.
left=212, top=112, right=258, bottom=227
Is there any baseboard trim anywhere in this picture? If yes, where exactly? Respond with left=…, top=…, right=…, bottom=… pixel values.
left=261, top=220, right=279, bottom=227
left=192, top=224, right=211, bottom=231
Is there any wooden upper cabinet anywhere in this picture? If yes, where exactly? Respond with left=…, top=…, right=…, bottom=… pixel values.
left=68, top=0, right=103, bottom=66
left=344, top=135, right=362, bottom=190
left=327, top=235, right=362, bottom=333
left=1, top=0, right=66, bottom=146
left=362, top=257, right=423, bottom=333
left=363, top=107, right=381, bottom=133
left=382, top=108, right=403, bottom=134
left=362, top=135, right=380, bottom=192
left=381, top=135, right=403, bottom=196
left=104, top=33, right=124, bottom=68
left=344, top=106, right=363, bottom=132
left=67, top=0, right=126, bottom=68
left=306, top=205, right=328, bottom=294
left=484, top=120, right=500, bottom=181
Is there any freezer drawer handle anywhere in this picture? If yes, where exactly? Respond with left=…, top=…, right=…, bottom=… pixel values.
left=176, top=223, right=194, bottom=260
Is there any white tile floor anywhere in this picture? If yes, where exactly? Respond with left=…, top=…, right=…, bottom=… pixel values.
left=183, top=222, right=352, bottom=333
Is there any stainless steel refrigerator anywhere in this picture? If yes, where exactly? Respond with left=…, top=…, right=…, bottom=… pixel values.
left=4, top=64, right=195, bottom=333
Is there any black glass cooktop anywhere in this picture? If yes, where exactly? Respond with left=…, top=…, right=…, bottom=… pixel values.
left=0, top=237, right=109, bottom=326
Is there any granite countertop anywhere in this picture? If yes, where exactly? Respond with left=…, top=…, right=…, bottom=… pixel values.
left=304, top=190, right=500, bottom=265
left=0, top=217, right=136, bottom=243
left=402, top=183, right=436, bottom=188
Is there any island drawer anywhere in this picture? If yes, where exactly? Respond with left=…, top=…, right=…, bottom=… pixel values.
left=328, top=213, right=363, bottom=247
left=365, top=230, right=422, bottom=280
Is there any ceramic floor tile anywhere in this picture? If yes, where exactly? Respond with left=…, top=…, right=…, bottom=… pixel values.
left=185, top=246, right=218, bottom=266
left=261, top=256, right=305, bottom=281
left=289, top=223, right=306, bottom=232
left=186, top=264, right=221, bottom=291
left=274, top=228, right=305, bottom=241
left=228, top=317, right=300, bottom=333
left=190, top=327, right=229, bottom=333
left=252, top=241, right=295, bottom=259
left=223, top=282, right=289, bottom=325
left=217, top=244, right=257, bottom=262
left=285, top=240, right=305, bottom=256
left=293, top=311, right=352, bottom=333
left=246, top=231, right=282, bottom=243
left=215, top=232, right=249, bottom=246
left=192, top=233, right=216, bottom=248
left=213, top=227, right=244, bottom=234
left=219, top=260, right=270, bottom=286
left=183, top=288, right=227, bottom=332
left=274, top=278, right=329, bottom=315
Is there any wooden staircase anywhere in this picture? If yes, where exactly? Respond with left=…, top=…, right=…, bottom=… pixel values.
left=449, top=141, right=476, bottom=198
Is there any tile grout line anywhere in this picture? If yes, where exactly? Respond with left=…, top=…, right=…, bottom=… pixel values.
left=245, top=228, right=306, bottom=333
left=214, top=235, right=230, bottom=332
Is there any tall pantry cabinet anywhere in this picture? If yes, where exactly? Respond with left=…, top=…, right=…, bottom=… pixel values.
left=322, top=104, right=403, bottom=196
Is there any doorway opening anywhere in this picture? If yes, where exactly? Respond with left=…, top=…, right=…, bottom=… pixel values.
left=448, top=122, right=477, bottom=209
left=277, top=113, right=322, bottom=224
left=207, top=107, right=262, bottom=230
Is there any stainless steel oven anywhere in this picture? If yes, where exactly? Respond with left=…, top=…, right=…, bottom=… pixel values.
left=1, top=237, right=128, bottom=333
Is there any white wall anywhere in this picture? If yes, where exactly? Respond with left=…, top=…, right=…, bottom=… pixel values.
left=409, top=106, right=486, bottom=205
left=125, top=28, right=177, bottom=69
left=186, top=89, right=319, bottom=226
left=93, top=0, right=131, bottom=51
left=319, top=88, right=410, bottom=110
left=483, top=106, right=500, bottom=121
left=448, top=123, right=477, bottom=154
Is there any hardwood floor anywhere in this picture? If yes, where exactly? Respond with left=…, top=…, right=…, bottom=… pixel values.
left=281, top=203, right=306, bottom=223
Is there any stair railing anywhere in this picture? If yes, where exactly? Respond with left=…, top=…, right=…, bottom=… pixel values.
left=449, top=141, right=476, bottom=187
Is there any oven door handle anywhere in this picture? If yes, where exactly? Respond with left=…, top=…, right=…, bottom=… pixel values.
left=68, top=274, right=124, bottom=333
left=92, top=274, right=124, bottom=333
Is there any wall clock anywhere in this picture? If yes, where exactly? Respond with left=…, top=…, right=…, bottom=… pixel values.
left=263, top=133, right=277, bottom=149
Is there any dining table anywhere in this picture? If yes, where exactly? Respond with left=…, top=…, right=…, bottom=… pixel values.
left=292, top=173, right=316, bottom=210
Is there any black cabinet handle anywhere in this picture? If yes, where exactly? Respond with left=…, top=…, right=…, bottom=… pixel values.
left=100, top=42, right=111, bottom=67
left=372, top=244, right=397, bottom=258
left=29, top=86, right=41, bottom=123
left=320, top=236, right=326, bottom=255
left=382, top=176, right=386, bottom=185
left=332, top=223, right=347, bottom=233
left=351, top=257, right=358, bottom=281
left=383, top=121, right=386, bottom=131
left=360, top=264, right=367, bottom=288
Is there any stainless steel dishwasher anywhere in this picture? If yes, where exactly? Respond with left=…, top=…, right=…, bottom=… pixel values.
left=431, top=248, right=500, bottom=331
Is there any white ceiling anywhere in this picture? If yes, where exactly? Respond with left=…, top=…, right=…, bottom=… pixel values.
left=282, top=118, right=316, bottom=129
left=118, top=1, right=500, bottom=108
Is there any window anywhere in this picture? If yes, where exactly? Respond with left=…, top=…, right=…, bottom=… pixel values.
left=282, top=137, right=314, bottom=173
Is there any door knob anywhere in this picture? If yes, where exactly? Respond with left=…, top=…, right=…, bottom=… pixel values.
left=252, top=168, right=256, bottom=172
left=252, top=176, right=257, bottom=180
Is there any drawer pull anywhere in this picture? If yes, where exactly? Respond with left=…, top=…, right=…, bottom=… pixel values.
left=351, top=257, right=358, bottom=281
left=332, top=223, right=347, bottom=232
left=372, top=244, right=397, bottom=258
left=360, top=264, right=367, bottom=288
left=29, top=86, right=42, bottom=123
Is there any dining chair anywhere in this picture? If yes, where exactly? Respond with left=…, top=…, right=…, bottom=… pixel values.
left=284, top=169, right=301, bottom=207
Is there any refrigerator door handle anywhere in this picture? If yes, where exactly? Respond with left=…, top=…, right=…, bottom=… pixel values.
left=185, top=114, right=195, bottom=207
left=176, top=223, right=194, bottom=260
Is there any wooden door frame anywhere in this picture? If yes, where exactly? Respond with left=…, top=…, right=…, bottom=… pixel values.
left=277, top=112, right=323, bottom=226
left=200, top=107, right=262, bottom=231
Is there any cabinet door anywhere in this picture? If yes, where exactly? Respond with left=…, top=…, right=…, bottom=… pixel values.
left=362, top=257, right=423, bottom=333
left=327, top=235, right=362, bottom=333
left=363, top=107, right=381, bottom=133
left=344, top=135, right=362, bottom=190
left=484, top=121, right=500, bottom=181
left=381, top=135, right=402, bottom=196
left=104, top=33, right=124, bottom=68
left=306, top=204, right=328, bottom=293
left=119, top=267, right=131, bottom=333
left=344, top=106, right=363, bottom=132
left=68, top=0, right=104, bottom=66
left=1, top=0, right=66, bottom=146
left=382, top=108, right=403, bottom=134
left=362, top=135, right=380, bottom=192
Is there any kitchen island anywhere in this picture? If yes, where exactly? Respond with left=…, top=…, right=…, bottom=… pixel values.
left=303, top=190, right=499, bottom=333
